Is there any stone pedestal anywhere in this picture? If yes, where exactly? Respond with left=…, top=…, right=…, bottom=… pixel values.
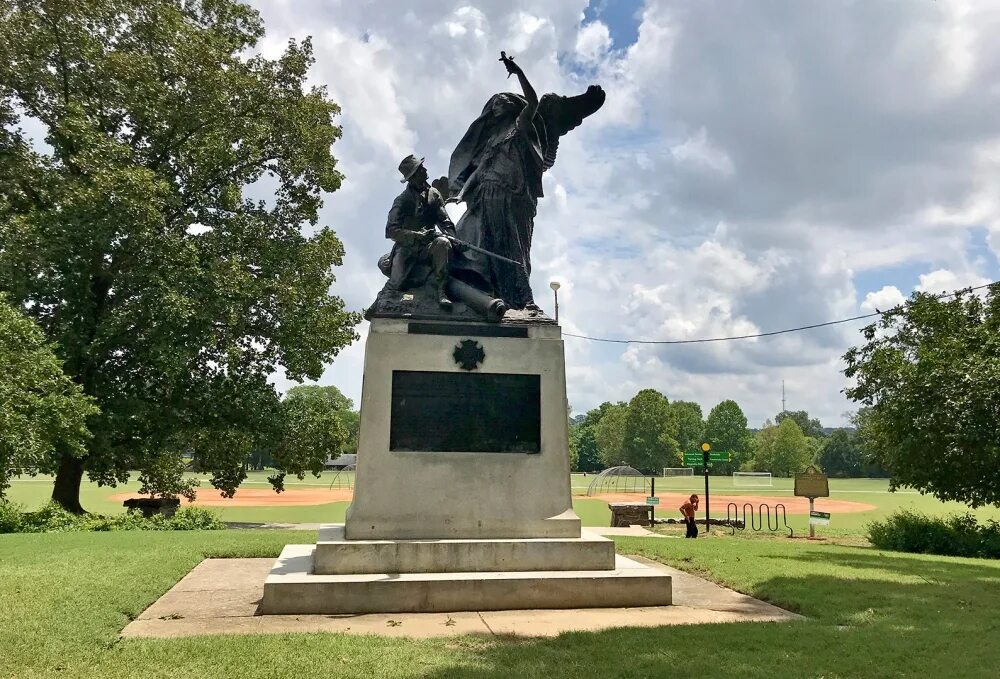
left=345, top=318, right=578, bottom=540
left=260, top=317, right=671, bottom=615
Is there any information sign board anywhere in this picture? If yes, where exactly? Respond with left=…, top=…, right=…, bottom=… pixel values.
left=794, top=465, right=830, bottom=498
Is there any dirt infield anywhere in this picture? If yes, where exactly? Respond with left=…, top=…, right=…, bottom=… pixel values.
left=591, top=493, right=876, bottom=515
left=108, top=488, right=353, bottom=507
left=109, top=487, right=875, bottom=513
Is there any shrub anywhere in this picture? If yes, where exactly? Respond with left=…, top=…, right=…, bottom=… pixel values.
left=166, top=507, right=227, bottom=531
left=0, top=501, right=225, bottom=533
left=867, top=510, right=1000, bottom=559
left=0, top=501, right=25, bottom=532
left=23, top=501, right=87, bottom=532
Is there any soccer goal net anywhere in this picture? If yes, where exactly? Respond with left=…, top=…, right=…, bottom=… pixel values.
left=663, top=467, right=694, bottom=478
left=733, top=472, right=773, bottom=487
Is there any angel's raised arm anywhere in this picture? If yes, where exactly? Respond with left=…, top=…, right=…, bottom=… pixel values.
left=500, top=51, right=537, bottom=125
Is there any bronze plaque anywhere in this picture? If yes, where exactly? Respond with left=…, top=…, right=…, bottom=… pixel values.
left=389, top=371, right=540, bottom=453
left=794, top=465, right=830, bottom=498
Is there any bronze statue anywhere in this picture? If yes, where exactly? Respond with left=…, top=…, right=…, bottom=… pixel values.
left=446, top=52, right=605, bottom=310
left=380, top=154, right=456, bottom=309
left=367, top=51, right=604, bottom=324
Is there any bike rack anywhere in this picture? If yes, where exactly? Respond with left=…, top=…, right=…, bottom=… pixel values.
left=726, top=502, right=794, bottom=538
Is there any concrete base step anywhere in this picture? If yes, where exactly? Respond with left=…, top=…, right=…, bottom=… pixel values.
left=314, top=524, right=616, bottom=574
left=260, top=544, right=672, bottom=615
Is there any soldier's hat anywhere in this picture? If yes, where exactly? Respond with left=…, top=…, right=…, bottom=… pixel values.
left=398, top=154, right=425, bottom=182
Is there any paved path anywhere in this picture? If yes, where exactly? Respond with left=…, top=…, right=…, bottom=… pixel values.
left=121, top=555, right=801, bottom=640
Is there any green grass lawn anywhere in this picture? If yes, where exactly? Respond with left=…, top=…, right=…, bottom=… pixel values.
left=2, top=529, right=999, bottom=677
left=8, top=472, right=1000, bottom=536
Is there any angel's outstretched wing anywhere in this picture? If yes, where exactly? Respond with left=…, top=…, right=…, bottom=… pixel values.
left=537, top=85, right=606, bottom=170
left=447, top=86, right=605, bottom=199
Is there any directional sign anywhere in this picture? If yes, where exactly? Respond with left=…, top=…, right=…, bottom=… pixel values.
left=645, top=496, right=660, bottom=506
left=683, top=452, right=705, bottom=466
left=708, top=452, right=731, bottom=462
left=809, top=510, right=831, bottom=526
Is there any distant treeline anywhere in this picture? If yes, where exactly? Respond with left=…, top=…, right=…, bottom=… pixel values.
left=569, top=391, right=887, bottom=478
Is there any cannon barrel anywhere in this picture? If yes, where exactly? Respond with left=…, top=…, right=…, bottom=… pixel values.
left=446, top=278, right=507, bottom=323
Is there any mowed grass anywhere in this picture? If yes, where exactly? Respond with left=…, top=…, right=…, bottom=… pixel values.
left=5, top=471, right=615, bottom=527
left=577, top=474, right=1000, bottom=536
left=8, top=472, right=1000, bottom=535
left=2, top=529, right=1000, bottom=678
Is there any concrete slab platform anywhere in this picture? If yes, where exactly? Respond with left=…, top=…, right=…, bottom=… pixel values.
left=121, top=557, right=802, bottom=639
left=314, top=524, right=615, bottom=574
left=260, top=544, right=672, bottom=614
left=590, top=526, right=675, bottom=538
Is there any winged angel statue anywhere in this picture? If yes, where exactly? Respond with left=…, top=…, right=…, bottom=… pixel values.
left=442, top=52, right=606, bottom=311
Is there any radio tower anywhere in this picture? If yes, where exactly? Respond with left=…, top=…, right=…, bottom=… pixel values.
left=781, top=380, right=786, bottom=413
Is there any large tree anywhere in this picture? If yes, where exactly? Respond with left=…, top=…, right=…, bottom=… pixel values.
left=0, top=0, right=360, bottom=511
left=748, top=418, right=813, bottom=477
left=620, top=389, right=680, bottom=474
left=704, top=399, right=751, bottom=473
left=817, top=429, right=862, bottom=478
left=667, top=400, right=704, bottom=455
left=269, top=385, right=353, bottom=490
left=0, top=294, right=98, bottom=498
left=594, top=402, right=628, bottom=468
left=569, top=402, right=617, bottom=472
left=844, top=285, right=1000, bottom=507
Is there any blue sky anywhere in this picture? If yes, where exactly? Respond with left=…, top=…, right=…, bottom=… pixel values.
left=584, top=0, right=643, bottom=49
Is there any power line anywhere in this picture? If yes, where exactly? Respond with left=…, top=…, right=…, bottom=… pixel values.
left=562, top=280, right=999, bottom=345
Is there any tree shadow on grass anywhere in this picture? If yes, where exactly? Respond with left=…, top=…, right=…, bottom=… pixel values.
left=415, top=552, right=1000, bottom=679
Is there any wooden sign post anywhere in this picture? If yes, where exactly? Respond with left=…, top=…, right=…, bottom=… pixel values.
left=794, top=465, right=830, bottom=538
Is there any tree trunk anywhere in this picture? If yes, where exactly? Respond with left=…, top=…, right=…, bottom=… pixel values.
left=52, top=455, right=86, bottom=514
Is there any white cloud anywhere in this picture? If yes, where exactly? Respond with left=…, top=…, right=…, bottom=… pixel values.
left=670, top=128, right=734, bottom=176
left=575, top=21, right=612, bottom=65
left=861, top=286, right=905, bottom=314
left=915, top=269, right=991, bottom=294
left=241, top=0, right=1000, bottom=426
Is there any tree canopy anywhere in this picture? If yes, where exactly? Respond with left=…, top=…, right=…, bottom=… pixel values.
left=776, top=410, right=824, bottom=438
left=0, top=0, right=360, bottom=511
left=593, top=402, right=628, bottom=468
left=620, top=389, right=679, bottom=474
left=748, top=418, right=813, bottom=477
left=0, top=294, right=98, bottom=498
left=845, top=285, right=1000, bottom=507
left=667, top=400, right=704, bottom=454
left=817, top=429, right=863, bottom=478
left=569, top=402, right=616, bottom=472
left=704, top=399, right=751, bottom=472
left=269, top=385, right=354, bottom=491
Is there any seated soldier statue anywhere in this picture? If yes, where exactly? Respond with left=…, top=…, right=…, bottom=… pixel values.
left=379, top=154, right=456, bottom=310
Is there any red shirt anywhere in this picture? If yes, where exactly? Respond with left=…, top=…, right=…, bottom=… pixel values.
left=680, top=501, right=697, bottom=519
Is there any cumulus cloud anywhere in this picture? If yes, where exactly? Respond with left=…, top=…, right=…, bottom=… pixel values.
left=575, top=20, right=612, bottom=64
left=241, top=0, right=1000, bottom=427
left=915, top=269, right=991, bottom=294
left=861, top=286, right=905, bottom=314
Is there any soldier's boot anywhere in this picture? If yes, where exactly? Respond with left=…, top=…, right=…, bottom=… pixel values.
left=437, top=279, right=453, bottom=310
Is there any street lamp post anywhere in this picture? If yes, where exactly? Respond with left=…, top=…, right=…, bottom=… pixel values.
left=549, top=281, right=561, bottom=323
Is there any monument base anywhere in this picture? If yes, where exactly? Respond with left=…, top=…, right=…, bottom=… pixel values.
left=258, top=318, right=672, bottom=616
left=260, top=536, right=672, bottom=615
left=314, top=524, right=615, bottom=574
